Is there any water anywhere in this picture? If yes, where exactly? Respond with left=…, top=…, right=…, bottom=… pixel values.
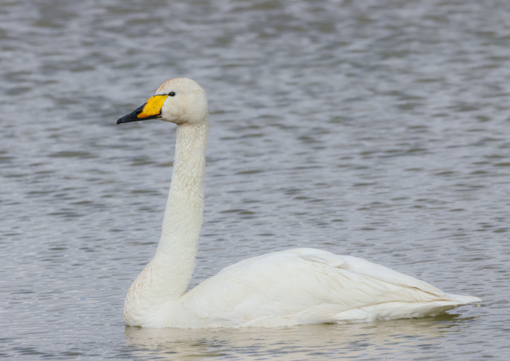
left=1, top=0, right=509, bottom=359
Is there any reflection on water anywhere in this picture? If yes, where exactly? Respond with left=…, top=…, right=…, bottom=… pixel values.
left=125, top=314, right=475, bottom=360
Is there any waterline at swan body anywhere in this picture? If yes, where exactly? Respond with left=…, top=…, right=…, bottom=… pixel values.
left=117, top=78, right=481, bottom=328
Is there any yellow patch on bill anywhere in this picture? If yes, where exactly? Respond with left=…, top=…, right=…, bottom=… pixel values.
left=138, top=95, right=168, bottom=119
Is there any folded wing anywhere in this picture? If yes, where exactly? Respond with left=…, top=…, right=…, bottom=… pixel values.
left=170, top=248, right=480, bottom=328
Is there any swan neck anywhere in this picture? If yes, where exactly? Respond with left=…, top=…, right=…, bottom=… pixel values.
left=124, top=120, right=209, bottom=326
left=159, top=121, right=208, bottom=252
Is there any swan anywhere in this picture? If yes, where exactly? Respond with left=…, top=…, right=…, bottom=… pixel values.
left=117, top=78, right=481, bottom=328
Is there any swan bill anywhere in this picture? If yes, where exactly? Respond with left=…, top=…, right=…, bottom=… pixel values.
left=117, top=94, right=168, bottom=124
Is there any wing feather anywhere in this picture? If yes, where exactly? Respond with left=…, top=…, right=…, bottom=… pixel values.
left=172, top=248, right=474, bottom=327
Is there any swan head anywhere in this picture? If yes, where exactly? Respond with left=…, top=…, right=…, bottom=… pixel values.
left=117, top=78, right=208, bottom=126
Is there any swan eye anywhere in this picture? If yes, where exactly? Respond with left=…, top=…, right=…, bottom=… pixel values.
left=168, top=92, right=176, bottom=97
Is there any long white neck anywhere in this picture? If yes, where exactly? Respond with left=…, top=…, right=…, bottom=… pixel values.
left=157, top=120, right=208, bottom=288
left=124, top=120, right=208, bottom=326
left=156, top=123, right=208, bottom=256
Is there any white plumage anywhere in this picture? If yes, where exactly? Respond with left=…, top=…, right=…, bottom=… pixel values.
left=117, top=78, right=481, bottom=328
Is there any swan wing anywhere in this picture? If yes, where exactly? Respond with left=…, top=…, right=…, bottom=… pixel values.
left=168, top=248, right=478, bottom=328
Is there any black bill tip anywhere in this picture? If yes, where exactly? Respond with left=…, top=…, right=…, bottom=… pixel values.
left=116, top=104, right=146, bottom=124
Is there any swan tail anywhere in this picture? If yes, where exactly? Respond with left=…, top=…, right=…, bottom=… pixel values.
left=332, top=295, right=482, bottom=323
left=446, top=293, right=482, bottom=305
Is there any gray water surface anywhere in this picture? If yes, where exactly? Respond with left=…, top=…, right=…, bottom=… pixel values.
left=1, top=0, right=509, bottom=359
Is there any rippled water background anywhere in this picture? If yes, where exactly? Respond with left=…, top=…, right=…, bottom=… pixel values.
left=1, top=0, right=510, bottom=359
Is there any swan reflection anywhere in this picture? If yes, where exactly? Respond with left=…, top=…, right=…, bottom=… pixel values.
left=125, top=314, right=476, bottom=360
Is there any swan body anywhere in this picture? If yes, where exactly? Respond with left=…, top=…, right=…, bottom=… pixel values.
left=117, top=78, right=481, bottom=328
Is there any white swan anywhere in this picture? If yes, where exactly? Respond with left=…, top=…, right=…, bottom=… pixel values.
left=117, top=78, right=481, bottom=328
